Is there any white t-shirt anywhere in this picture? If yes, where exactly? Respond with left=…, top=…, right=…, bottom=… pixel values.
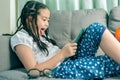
left=10, top=29, right=60, bottom=64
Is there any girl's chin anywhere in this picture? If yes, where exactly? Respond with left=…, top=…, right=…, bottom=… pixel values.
left=39, top=33, right=45, bottom=36
left=39, top=34, right=44, bottom=36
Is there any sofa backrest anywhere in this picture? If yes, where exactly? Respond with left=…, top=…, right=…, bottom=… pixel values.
left=108, top=6, right=120, bottom=34
left=49, top=8, right=108, bottom=48
left=0, top=36, right=23, bottom=72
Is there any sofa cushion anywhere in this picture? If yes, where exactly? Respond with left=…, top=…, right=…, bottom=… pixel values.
left=0, top=36, right=23, bottom=71
left=0, top=68, right=27, bottom=80
left=71, top=9, right=108, bottom=40
left=0, top=68, right=120, bottom=80
left=108, top=6, right=120, bottom=34
left=0, top=68, right=67, bottom=80
left=49, top=11, right=72, bottom=48
left=49, top=8, right=108, bottom=48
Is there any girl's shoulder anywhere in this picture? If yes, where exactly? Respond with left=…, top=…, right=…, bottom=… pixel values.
left=10, top=30, right=33, bottom=51
left=11, top=29, right=32, bottom=40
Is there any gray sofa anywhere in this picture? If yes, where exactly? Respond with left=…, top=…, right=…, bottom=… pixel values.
left=0, top=6, right=120, bottom=80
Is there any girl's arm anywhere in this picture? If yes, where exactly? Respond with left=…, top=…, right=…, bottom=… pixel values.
left=15, top=42, right=77, bottom=71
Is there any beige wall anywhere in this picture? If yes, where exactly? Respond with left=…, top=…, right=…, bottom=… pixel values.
left=0, top=0, right=10, bottom=35
left=0, top=0, right=16, bottom=35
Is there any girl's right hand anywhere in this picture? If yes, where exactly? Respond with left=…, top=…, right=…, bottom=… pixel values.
left=60, top=42, right=77, bottom=58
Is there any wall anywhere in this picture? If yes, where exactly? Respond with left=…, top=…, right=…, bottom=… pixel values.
left=0, top=0, right=10, bottom=35
left=0, top=0, right=16, bottom=35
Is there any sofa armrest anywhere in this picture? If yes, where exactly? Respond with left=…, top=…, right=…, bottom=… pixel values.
left=0, top=35, right=23, bottom=72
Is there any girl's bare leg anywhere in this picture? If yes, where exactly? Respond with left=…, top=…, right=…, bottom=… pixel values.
left=100, top=29, right=120, bottom=64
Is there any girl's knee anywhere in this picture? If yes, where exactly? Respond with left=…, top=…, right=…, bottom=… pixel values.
left=86, top=22, right=106, bottom=34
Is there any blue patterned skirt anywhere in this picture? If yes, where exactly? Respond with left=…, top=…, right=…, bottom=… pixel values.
left=53, top=22, right=120, bottom=79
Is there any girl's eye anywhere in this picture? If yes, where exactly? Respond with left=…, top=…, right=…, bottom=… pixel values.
left=43, top=18, right=49, bottom=22
left=43, top=18, right=46, bottom=21
left=43, top=19, right=45, bottom=21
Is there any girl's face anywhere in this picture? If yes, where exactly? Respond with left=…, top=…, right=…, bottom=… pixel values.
left=37, top=8, right=50, bottom=36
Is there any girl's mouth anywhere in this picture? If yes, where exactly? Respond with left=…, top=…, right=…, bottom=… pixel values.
left=40, top=28, right=45, bottom=36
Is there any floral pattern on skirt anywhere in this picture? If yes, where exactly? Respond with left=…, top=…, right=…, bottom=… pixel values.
left=53, top=22, right=120, bottom=79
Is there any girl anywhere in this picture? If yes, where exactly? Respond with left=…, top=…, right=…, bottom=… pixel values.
left=11, top=1, right=120, bottom=79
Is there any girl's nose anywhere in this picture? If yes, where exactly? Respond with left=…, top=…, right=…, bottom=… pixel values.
left=45, top=21, right=49, bottom=27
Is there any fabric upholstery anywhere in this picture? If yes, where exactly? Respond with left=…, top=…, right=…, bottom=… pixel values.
left=108, top=6, right=120, bottom=34
left=0, top=68, right=67, bottom=80
left=49, top=11, right=72, bottom=48
left=0, top=36, right=23, bottom=72
left=0, top=68, right=27, bottom=80
left=49, top=8, right=108, bottom=49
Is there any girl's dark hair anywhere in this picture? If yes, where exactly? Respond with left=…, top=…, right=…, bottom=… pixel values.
left=14, top=1, right=56, bottom=56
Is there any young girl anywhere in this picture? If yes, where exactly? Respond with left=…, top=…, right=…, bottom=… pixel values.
left=11, top=1, right=120, bottom=79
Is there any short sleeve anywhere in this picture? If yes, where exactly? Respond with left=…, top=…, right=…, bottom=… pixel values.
left=10, top=31, right=33, bottom=52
